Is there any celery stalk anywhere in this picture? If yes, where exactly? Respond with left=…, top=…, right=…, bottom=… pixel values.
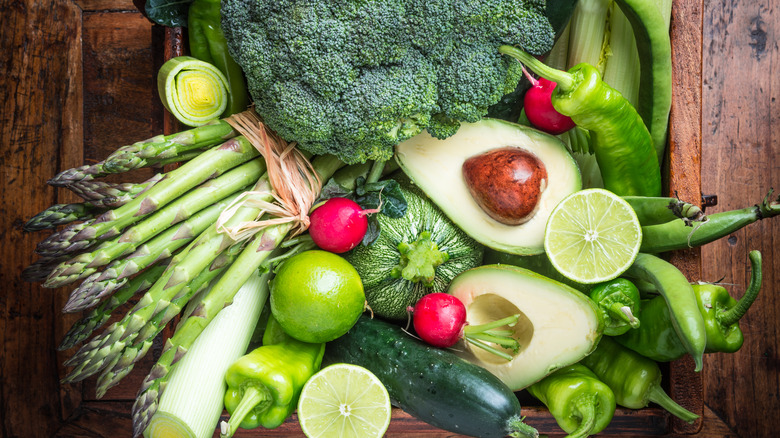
left=603, top=3, right=640, bottom=105
left=566, top=0, right=611, bottom=72
left=144, top=271, right=270, bottom=438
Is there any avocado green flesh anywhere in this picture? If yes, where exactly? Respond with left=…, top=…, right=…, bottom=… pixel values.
left=448, top=264, right=603, bottom=391
left=395, top=118, right=581, bottom=255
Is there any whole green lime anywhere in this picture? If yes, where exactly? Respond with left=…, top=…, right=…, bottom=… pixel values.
left=270, top=250, right=365, bottom=343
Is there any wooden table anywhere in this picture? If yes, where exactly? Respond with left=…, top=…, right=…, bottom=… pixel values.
left=1, top=1, right=777, bottom=437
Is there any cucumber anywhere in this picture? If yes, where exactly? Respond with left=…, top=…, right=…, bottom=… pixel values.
left=324, top=315, right=538, bottom=438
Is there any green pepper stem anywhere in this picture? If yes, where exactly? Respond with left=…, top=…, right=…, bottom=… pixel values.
left=220, top=386, right=269, bottom=438
left=506, top=414, right=540, bottom=438
left=498, top=45, right=575, bottom=90
left=566, top=394, right=598, bottom=438
left=647, top=384, right=699, bottom=424
left=718, top=250, right=762, bottom=327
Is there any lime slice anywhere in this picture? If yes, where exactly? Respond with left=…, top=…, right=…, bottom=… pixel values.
left=297, top=363, right=392, bottom=438
left=544, top=188, right=642, bottom=284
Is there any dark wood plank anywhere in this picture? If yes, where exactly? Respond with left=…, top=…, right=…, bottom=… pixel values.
left=667, top=0, right=706, bottom=434
left=0, top=0, right=84, bottom=436
left=700, top=1, right=780, bottom=437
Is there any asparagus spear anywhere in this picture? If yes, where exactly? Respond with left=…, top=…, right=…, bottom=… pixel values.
left=68, top=174, right=164, bottom=203
left=45, top=157, right=267, bottom=289
left=58, top=263, right=169, bottom=351
left=35, top=221, right=98, bottom=258
left=47, top=120, right=236, bottom=186
left=40, top=137, right=259, bottom=255
left=24, top=203, right=102, bottom=232
left=21, top=255, right=73, bottom=282
left=61, top=189, right=248, bottom=313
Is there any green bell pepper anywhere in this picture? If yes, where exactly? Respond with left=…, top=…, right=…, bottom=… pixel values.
left=588, top=278, right=641, bottom=336
left=580, top=337, right=699, bottom=423
left=616, top=250, right=762, bottom=361
left=221, top=315, right=325, bottom=437
left=527, top=364, right=616, bottom=438
left=188, top=0, right=248, bottom=117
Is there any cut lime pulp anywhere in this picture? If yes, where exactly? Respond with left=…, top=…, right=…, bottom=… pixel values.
left=297, top=363, right=391, bottom=438
left=544, top=188, right=642, bottom=284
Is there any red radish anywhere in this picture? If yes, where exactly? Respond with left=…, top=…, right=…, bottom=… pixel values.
left=410, top=292, right=521, bottom=360
left=308, top=197, right=377, bottom=253
left=522, top=66, right=576, bottom=135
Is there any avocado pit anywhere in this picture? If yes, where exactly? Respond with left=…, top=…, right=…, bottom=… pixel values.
left=461, top=147, right=548, bottom=225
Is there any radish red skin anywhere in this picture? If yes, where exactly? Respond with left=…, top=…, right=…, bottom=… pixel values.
left=524, top=77, right=576, bottom=135
left=412, top=293, right=467, bottom=348
left=308, top=197, right=369, bottom=253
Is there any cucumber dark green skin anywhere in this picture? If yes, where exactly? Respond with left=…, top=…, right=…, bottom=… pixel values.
left=325, top=315, right=538, bottom=438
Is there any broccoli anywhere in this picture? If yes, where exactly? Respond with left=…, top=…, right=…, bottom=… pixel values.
left=221, top=0, right=555, bottom=164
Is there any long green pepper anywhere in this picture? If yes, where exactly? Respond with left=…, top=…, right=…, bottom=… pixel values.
left=580, top=337, right=699, bottom=423
left=617, top=250, right=762, bottom=361
left=189, top=0, right=248, bottom=117
left=623, top=253, right=707, bottom=371
left=499, top=45, right=662, bottom=197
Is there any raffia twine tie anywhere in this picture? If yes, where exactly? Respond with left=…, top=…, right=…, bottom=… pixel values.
left=215, top=110, right=321, bottom=242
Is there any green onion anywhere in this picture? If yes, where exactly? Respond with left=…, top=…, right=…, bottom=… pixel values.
left=144, top=271, right=270, bottom=438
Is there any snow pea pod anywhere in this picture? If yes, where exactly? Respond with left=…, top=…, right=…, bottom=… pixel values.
left=528, top=364, right=616, bottom=438
left=622, top=253, right=706, bottom=372
left=499, top=46, right=662, bottom=197
left=616, top=250, right=762, bottom=361
left=641, top=190, right=779, bottom=253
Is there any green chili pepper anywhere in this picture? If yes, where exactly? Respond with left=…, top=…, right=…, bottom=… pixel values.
left=527, top=364, right=616, bottom=438
left=616, top=250, right=762, bottom=361
left=188, top=0, right=249, bottom=117
left=622, top=253, right=707, bottom=371
left=580, top=337, right=699, bottom=423
left=499, top=45, right=662, bottom=198
left=220, top=315, right=325, bottom=437
left=588, top=278, right=641, bottom=336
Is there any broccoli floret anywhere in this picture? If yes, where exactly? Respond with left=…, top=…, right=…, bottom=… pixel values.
left=222, top=0, right=554, bottom=164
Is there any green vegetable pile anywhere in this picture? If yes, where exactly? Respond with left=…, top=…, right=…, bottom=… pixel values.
left=220, top=0, right=556, bottom=164
left=21, top=1, right=780, bottom=438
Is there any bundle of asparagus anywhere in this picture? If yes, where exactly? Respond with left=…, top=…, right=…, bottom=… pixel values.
left=23, top=111, right=384, bottom=437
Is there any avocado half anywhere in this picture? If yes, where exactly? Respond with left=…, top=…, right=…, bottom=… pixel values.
left=448, top=264, right=603, bottom=391
left=395, top=118, right=581, bottom=255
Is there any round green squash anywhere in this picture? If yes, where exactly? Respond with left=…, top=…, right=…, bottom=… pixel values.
left=344, top=178, right=484, bottom=320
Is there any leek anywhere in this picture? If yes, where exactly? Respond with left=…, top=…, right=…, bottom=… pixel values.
left=158, top=56, right=230, bottom=127
left=144, top=270, right=270, bottom=438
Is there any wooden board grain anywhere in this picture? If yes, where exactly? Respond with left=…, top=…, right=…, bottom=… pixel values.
left=700, top=1, right=780, bottom=437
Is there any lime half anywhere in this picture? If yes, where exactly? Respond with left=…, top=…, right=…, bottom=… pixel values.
left=544, top=188, right=642, bottom=284
left=297, top=363, right=392, bottom=438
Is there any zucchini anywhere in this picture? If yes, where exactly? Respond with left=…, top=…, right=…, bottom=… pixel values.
left=324, top=315, right=539, bottom=438
left=344, top=177, right=484, bottom=320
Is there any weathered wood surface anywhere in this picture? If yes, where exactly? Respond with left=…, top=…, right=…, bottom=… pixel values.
left=0, top=0, right=777, bottom=437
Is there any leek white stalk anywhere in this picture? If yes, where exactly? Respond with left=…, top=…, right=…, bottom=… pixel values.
left=144, top=271, right=270, bottom=438
left=158, top=56, right=229, bottom=127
